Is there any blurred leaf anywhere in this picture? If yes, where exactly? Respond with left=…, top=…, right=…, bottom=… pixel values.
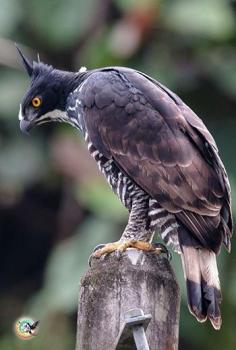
left=138, top=44, right=180, bottom=89
left=27, top=0, right=100, bottom=48
left=77, top=181, right=128, bottom=221
left=78, top=30, right=123, bottom=68
left=0, top=138, right=46, bottom=186
left=162, top=0, right=235, bottom=40
left=199, top=48, right=236, bottom=98
left=0, top=0, right=22, bottom=36
left=0, top=70, right=28, bottom=118
left=115, top=0, right=158, bottom=12
left=28, top=217, right=119, bottom=317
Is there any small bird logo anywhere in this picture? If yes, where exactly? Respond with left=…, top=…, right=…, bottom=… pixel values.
left=14, top=317, right=40, bottom=340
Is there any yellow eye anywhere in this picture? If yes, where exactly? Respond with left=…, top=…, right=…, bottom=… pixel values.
left=32, top=97, right=42, bottom=108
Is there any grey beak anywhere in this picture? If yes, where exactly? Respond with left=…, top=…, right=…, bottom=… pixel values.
left=20, top=119, right=32, bottom=134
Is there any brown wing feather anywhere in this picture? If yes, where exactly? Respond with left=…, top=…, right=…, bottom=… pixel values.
left=80, top=68, right=232, bottom=252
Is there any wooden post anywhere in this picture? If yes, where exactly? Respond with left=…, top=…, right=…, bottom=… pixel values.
left=76, top=249, right=180, bottom=350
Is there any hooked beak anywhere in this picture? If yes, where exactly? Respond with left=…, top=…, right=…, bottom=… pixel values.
left=18, top=104, right=35, bottom=134
left=20, top=119, right=33, bottom=134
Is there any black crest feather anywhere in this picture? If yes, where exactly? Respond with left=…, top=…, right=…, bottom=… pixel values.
left=15, top=44, right=33, bottom=77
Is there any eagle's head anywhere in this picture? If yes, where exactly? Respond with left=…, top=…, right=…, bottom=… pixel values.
left=16, top=46, right=79, bottom=133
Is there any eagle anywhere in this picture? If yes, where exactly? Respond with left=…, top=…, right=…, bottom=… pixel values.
left=16, top=46, right=233, bottom=329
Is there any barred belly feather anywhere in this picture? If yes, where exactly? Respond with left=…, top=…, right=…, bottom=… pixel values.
left=85, top=132, right=180, bottom=251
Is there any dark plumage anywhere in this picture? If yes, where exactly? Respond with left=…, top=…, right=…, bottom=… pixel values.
left=17, top=47, right=233, bottom=329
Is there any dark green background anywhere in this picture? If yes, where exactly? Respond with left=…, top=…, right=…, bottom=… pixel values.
left=0, top=0, right=236, bottom=349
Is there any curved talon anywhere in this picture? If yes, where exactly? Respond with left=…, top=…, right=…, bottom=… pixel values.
left=153, top=242, right=172, bottom=261
left=88, top=255, right=93, bottom=268
left=92, top=242, right=123, bottom=258
left=92, top=243, right=107, bottom=253
left=88, top=240, right=172, bottom=266
left=88, top=244, right=107, bottom=267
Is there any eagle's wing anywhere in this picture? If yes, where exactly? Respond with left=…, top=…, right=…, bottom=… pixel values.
left=80, top=68, right=232, bottom=253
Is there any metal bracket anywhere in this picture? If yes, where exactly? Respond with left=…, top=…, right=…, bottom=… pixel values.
left=114, top=308, right=152, bottom=350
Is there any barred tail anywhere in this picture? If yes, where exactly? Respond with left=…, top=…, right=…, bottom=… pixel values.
left=179, top=230, right=222, bottom=329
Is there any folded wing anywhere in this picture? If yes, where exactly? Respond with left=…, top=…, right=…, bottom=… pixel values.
left=80, top=68, right=232, bottom=253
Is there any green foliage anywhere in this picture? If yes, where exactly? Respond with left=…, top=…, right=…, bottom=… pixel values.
left=115, top=0, right=157, bottom=12
left=0, top=70, right=27, bottom=118
left=0, top=137, right=46, bottom=186
left=162, top=0, right=235, bottom=40
left=28, top=218, right=119, bottom=316
left=27, top=0, right=100, bottom=48
left=77, top=181, right=127, bottom=221
left=0, top=0, right=22, bottom=36
left=0, top=0, right=236, bottom=349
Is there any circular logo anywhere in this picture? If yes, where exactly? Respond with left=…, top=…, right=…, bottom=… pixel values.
left=14, top=317, right=40, bottom=340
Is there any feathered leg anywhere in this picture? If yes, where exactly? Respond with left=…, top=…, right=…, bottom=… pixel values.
left=91, top=194, right=169, bottom=259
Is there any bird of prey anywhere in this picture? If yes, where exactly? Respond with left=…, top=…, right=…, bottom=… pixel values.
left=16, top=46, right=233, bottom=329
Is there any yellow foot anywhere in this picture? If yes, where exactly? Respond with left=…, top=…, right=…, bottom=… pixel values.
left=92, top=240, right=167, bottom=259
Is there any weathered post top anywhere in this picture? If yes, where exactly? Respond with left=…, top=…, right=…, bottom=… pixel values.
left=76, top=249, right=180, bottom=350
